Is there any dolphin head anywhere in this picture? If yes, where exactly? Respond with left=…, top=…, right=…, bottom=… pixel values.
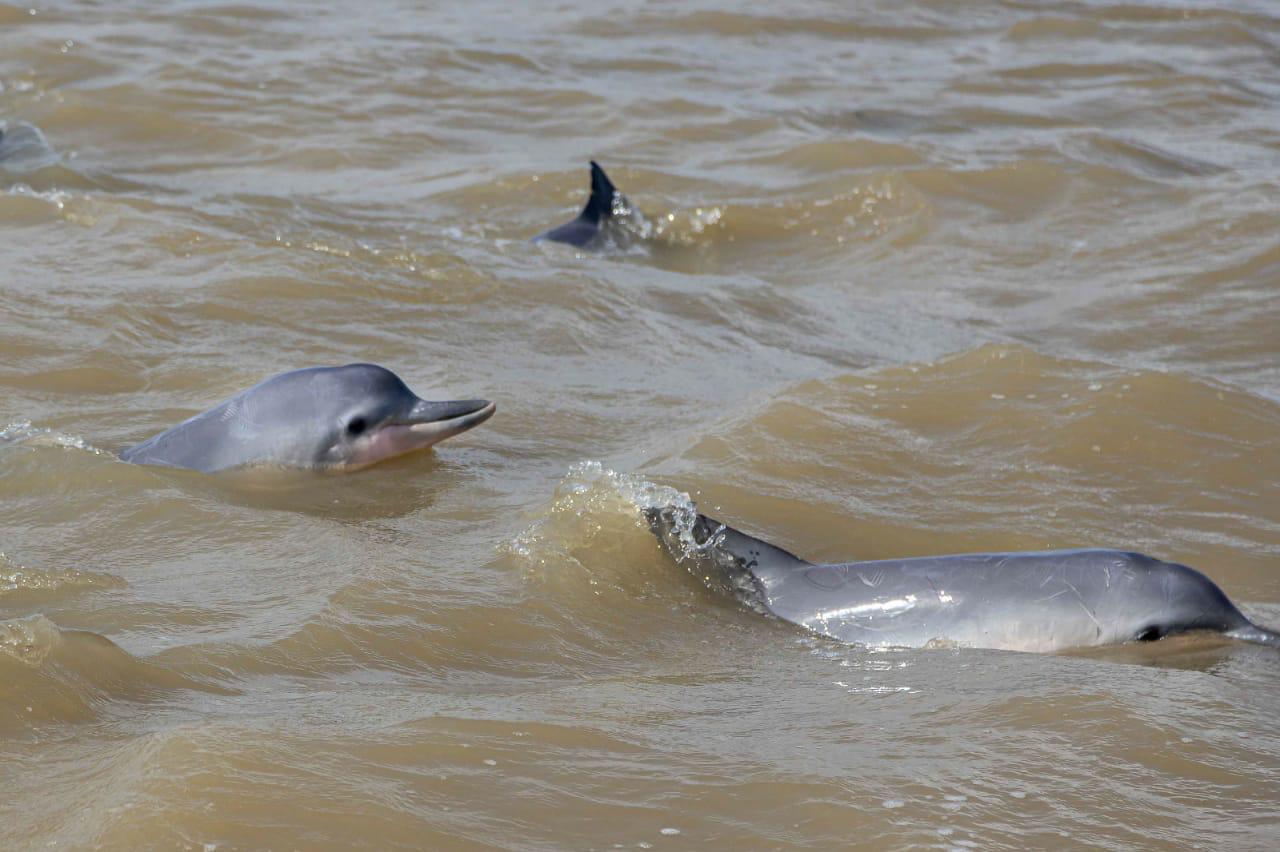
left=298, top=364, right=495, bottom=470
left=121, top=363, right=495, bottom=473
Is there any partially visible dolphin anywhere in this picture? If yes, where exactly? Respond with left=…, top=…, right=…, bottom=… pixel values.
left=646, top=507, right=1280, bottom=653
left=533, top=161, right=644, bottom=249
left=0, top=121, right=59, bottom=171
left=121, top=364, right=495, bottom=473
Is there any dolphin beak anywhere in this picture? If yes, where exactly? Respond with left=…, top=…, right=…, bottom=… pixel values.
left=345, top=398, right=495, bottom=468
left=399, top=398, right=496, bottom=442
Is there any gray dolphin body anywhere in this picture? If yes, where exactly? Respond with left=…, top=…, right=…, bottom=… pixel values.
left=647, top=508, right=1279, bottom=653
left=0, top=122, right=58, bottom=171
left=533, top=161, right=642, bottom=249
left=121, top=364, right=494, bottom=473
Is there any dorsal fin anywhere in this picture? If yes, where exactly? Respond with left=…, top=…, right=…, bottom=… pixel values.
left=580, top=160, right=617, bottom=225
left=532, top=161, right=629, bottom=247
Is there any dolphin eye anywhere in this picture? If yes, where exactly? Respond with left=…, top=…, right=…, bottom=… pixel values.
left=346, top=416, right=367, bottom=437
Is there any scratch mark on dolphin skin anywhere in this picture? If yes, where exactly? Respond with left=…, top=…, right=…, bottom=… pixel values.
left=1062, top=578, right=1103, bottom=635
left=1034, top=588, right=1070, bottom=604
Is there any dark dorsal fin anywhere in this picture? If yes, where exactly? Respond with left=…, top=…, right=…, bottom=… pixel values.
left=580, top=160, right=617, bottom=225
left=532, top=161, right=627, bottom=247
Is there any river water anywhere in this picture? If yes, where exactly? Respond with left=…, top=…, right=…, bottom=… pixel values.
left=2, top=1, right=1279, bottom=848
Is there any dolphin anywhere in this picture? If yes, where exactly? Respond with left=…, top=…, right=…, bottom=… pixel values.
left=533, top=161, right=643, bottom=249
left=645, top=507, right=1280, bottom=653
left=0, top=121, right=58, bottom=171
left=120, top=364, right=495, bottom=473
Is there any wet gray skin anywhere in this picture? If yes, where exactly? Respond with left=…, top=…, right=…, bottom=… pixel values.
left=120, top=364, right=495, bottom=473
left=0, top=122, right=59, bottom=171
left=646, top=508, right=1280, bottom=653
left=532, top=161, right=642, bottom=249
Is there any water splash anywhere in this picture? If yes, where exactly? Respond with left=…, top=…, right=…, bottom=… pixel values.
left=0, top=551, right=126, bottom=596
left=0, top=614, right=62, bottom=667
left=642, top=205, right=727, bottom=247
left=0, top=420, right=107, bottom=455
left=4, top=183, right=74, bottom=206
left=505, top=460, right=715, bottom=566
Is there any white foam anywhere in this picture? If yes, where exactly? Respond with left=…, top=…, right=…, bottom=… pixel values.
left=0, top=420, right=106, bottom=455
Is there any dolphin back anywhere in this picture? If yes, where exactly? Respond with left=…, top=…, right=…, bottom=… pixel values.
left=119, top=397, right=248, bottom=473
left=119, top=372, right=318, bottom=472
left=644, top=507, right=1279, bottom=653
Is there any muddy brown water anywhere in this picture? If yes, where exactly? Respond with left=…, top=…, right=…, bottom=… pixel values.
left=3, top=1, right=1279, bottom=849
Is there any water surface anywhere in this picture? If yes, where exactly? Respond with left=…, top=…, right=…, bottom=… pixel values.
left=2, top=1, right=1279, bottom=848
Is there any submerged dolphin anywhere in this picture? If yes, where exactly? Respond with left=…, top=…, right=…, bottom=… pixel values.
left=533, top=161, right=642, bottom=248
left=0, top=121, right=59, bottom=171
left=646, top=507, right=1279, bottom=653
left=121, top=364, right=495, bottom=473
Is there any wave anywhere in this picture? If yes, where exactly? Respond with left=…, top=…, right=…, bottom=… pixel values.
left=0, top=615, right=234, bottom=735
